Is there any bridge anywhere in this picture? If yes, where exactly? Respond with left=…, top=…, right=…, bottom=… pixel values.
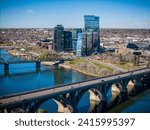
left=0, top=53, right=70, bottom=76
left=0, top=53, right=40, bottom=71
left=0, top=51, right=68, bottom=64
left=0, top=67, right=150, bottom=113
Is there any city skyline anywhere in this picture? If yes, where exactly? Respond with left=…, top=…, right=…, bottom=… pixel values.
left=0, top=0, right=150, bottom=28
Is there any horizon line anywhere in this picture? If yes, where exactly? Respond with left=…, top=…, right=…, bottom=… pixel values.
left=0, top=27, right=150, bottom=30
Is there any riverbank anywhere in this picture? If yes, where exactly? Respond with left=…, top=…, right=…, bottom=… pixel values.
left=59, top=58, right=115, bottom=77
left=40, top=60, right=98, bottom=77
left=108, top=88, right=150, bottom=113
left=8, top=50, right=18, bottom=56
left=8, top=49, right=31, bottom=57
left=41, top=61, right=58, bottom=66
left=68, top=66, right=98, bottom=77
left=59, top=62, right=99, bottom=77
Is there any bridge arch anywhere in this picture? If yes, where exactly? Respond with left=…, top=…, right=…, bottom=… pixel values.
left=88, top=88, right=103, bottom=112
left=36, top=98, right=73, bottom=113
left=74, top=88, right=103, bottom=113
left=127, top=77, right=143, bottom=95
left=106, top=82, right=123, bottom=108
left=141, top=74, right=150, bottom=88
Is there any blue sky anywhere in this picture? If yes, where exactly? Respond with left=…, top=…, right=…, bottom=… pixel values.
left=0, top=0, right=150, bottom=28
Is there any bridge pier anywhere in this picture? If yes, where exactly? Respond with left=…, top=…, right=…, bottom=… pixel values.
left=36, top=61, right=41, bottom=72
left=4, top=63, right=9, bottom=76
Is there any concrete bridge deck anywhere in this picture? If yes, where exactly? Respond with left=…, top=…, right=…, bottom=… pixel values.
left=0, top=68, right=150, bottom=107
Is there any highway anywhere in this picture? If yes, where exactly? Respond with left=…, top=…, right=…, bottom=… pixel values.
left=0, top=68, right=150, bottom=106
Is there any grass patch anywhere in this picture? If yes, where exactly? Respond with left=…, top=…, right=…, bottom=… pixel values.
left=93, top=63, right=114, bottom=72
left=69, top=60, right=77, bottom=64
left=69, top=58, right=87, bottom=64
left=114, top=62, right=141, bottom=70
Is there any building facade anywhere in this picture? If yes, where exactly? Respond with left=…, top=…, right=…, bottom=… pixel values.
left=84, top=15, right=99, bottom=31
left=76, top=33, right=83, bottom=56
left=82, top=15, right=100, bottom=56
left=54, top=25, right=64, bottom=52
left=64, top=31, right=72, bottom=52
left=72, top=29, right=82, bottom=52
left=82, top=31, right=100, bottom=56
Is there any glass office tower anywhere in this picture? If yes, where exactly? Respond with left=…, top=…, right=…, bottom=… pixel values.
left=72, top=29, right=82, bottom=52
left=82, top=15, right=100, bottom=56
left=64, top=31, right=72, bottom=52
left=54, top=25, right=64, bottom=52
left=82, top=31, right=99, bottom=56
left=76, top=33, right=83, bottom=56
left=84, top=15, right=99, bottom=31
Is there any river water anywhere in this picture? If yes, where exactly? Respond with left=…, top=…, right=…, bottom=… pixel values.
left=121, top=91, right=150, bottom=113
left=0, top=49, right=94, bottom=96
left=0, top=49, right=150, bottom=113
left=0, top=49, right=93, bottom=112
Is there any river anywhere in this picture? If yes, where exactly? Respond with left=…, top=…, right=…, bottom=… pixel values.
left=0, top=49, right=150, bottom=113
left=0, top=49, right=93, bottom=112
left=0, top=49, right=94, bottom=96
left=108, top=89, right=150, bottom=113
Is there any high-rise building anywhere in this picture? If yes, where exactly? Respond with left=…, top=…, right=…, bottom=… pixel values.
left=72, top=29, right=82, bottom=51
left=82, top=15, right=100, bottom=56
left=64, top=31, right=72, bottom=52
left=54, top=25, right=64, bottom=52
left=84, top=15, right=99, bottom=31
left=76, top=33, right=83, bottom=56
left=82, top=31, right=99, bottom=56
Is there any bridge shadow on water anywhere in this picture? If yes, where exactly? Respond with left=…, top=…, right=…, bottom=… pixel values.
left=107, top=88, right=150, bottom=113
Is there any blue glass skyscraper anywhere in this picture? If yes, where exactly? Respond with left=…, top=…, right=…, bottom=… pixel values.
left=84, top=15, right=99, bottom=31
left=72, top=29, right=82, bottom=52
left=82, top=15, right=100, bottom=56
left=76, top=33, right=83, bottom=56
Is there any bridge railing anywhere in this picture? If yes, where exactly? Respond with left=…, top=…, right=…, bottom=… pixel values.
left=0, top=67, right=149, bottom=100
